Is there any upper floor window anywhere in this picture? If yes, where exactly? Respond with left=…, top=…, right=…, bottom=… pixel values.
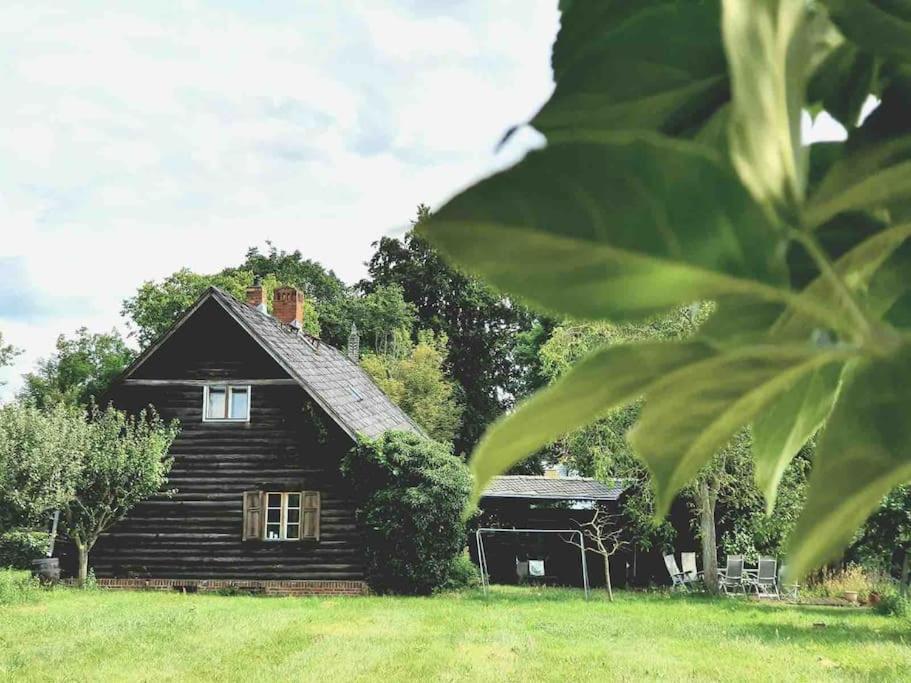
left=203, top=385, right=250, bottom=422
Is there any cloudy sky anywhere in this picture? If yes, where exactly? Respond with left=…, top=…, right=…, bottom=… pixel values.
left=0, top=1, right=561, bottom=397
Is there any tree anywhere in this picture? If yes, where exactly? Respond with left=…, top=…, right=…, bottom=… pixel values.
left=852, top=485, right=911, bottom=595
left=0, top=331, right=20, bottom=384
left=122, top=268, right=320, bottom=348
left=0, top=402, right=86, bottom=530
left=360, top=330, right=462, bottom=443
left=344, top=285, right=416, bottom=355
left=61, top=405, right=178, bottom=583
left=363, top=205, right=548, bottom=455
left=561, top=506, right=626, bottom=601
left=122, top=268, right=256, bottom=348
left=19, top=328, right=134, bottom=408
left=419, top=0, right=911, bottom=578
left=223, top=244, right=345, bottom=344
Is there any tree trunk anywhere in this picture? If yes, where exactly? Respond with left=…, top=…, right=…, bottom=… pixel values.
left=901, top=550, right=910, bottom=598
left=77, top=543, right=89, bottom=586
left=699, top=480, right=719, bottom=593
left=604, top=555, right=613, bottom=602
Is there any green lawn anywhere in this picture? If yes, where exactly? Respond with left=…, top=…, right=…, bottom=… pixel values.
left=2, top=585, right=910, bottom=682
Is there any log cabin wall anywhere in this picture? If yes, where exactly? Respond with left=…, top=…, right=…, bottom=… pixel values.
left=66, top=299, right=365, bottom=581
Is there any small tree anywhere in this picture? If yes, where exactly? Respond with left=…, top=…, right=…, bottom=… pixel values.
left=562, top=506, right=626, bottom=601
left=62, top=406, right=178, bottom=583
left=0, top=402, right=86, bottom=530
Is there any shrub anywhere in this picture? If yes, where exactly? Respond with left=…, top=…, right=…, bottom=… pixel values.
left=0, top=569, right=41, bottom=605
left=439, top=552, right=481, bottom=593
left=0, top=529, right=51, bottom=569
left=873, top=592, right=910, bottom=618
left=342, top=431, right=472, bottom=595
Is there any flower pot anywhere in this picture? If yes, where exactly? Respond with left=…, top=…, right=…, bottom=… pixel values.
left=842, top=590, right=858, bottom=604
left=31, top=557, right=60, bottom=585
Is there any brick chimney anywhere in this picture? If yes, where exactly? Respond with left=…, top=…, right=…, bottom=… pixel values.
left=273, top=286, right=303, bottom=327
left=245, top=278, right=266, bottom=313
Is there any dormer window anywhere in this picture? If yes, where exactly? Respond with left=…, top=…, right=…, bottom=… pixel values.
left=203, top=385, right=251, bottom=422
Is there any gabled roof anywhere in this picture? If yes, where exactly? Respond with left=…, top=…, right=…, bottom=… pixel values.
left=481, top=476, right=626, bottom=502
left=123, top=286, right=422, bottom=441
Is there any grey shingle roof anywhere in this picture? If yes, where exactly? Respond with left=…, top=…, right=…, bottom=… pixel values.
left=209, top=287, right=422, bottom=440
left=481, top=476, right=626, bottom=501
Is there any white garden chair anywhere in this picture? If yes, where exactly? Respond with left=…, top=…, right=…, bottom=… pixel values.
left=680, top=552, right=703, bottom=588
left=664, top=554, right=688, bottom=591
left=718, top=555, right=746, bottom=595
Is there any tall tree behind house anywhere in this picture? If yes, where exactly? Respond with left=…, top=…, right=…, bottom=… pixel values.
left=361, top=205, right=552, bottom=456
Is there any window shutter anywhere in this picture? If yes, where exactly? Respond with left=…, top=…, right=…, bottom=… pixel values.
left=301, top=491, right=320, bottom=541
left=242, top=490, right=264, bottom=541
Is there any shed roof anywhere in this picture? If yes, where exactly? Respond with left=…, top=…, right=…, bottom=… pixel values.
left=481, top=476, right=626, bottom=502
left=123, top=286, right=422, bottom=441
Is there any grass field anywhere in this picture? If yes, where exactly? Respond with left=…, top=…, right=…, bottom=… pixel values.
left=2, top=583, right=910, bottom=682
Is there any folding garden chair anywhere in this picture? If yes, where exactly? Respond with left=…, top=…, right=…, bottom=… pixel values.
left=680, top=552, right=703, bottom=588
left=664, top=554, right=688, bottom=591
left=750, top=556, right=780, bottom=599
left=718, top=555, right=746, bottom=595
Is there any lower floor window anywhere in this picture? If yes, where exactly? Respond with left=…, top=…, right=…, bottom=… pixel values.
left=243, top=490, right=320, bottom=542
left=265, top=492, right=301, bottom=541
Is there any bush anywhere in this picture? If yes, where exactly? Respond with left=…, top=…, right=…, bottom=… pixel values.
left=0, top=568, right=41, bottom=605
left=439, top=552, right=481, bottom=592
left=0, top=529, right=50, bottom=569
left=873, top=592, right=910, bottom=618
left=342, top=431, right=472, bottom=595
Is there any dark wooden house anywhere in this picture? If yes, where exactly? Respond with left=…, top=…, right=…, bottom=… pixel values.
left=69, top=283, right=420, bottom=594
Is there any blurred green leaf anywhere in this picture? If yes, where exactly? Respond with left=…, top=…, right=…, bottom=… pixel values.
left=805, top=136, right=911, bottom=227
left=466, top=341, right=715, bottom=505
left=786, top=346, right=911, bottom=580
left=774, top=222, right=911, bottom=339
left=536, top=2, right=727, bottom=137
left=629, top=344, right=852, bottom=516
left=722, top=0, right=836, bottom=213
left=753, top=363, right=843, bottom=509
left=422, top=132, right=798, bottom=324
left=824, top=0, right=911, bottom=64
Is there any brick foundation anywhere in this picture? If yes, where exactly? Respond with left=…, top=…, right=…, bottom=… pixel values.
left=61, top=578, right=368, bottom=596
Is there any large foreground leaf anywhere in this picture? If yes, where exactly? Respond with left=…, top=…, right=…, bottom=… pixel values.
left=805, top=137, right=911, bottom=228
left=773, top=222, right=911, bottom=340
left=786, top=346, right=911, bottom=579
left=752, top=363, right=843, bottom=508
left=824, top=0, right=911, bottom=64
left=421, top=132, right=798, bottom=324
left=535, top=2, right=727, bottom=137
left=629, top=344, right=853, bottom=516
left=465, top=341, right=715, bottom=505
left=722, top=0, right=836, bottom=213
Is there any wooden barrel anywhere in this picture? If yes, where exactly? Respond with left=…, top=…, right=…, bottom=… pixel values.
left=31, top=557, right=61, bottom=584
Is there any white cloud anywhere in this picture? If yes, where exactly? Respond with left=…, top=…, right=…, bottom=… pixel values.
left=0, top=1, right=560, bottom=399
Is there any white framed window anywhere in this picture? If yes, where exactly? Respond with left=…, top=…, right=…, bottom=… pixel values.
left=202, top=385, right=251, bottom=422
left=243, top=490, right=320, bottom=542
left=264, top=492, right=302, bottom=541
